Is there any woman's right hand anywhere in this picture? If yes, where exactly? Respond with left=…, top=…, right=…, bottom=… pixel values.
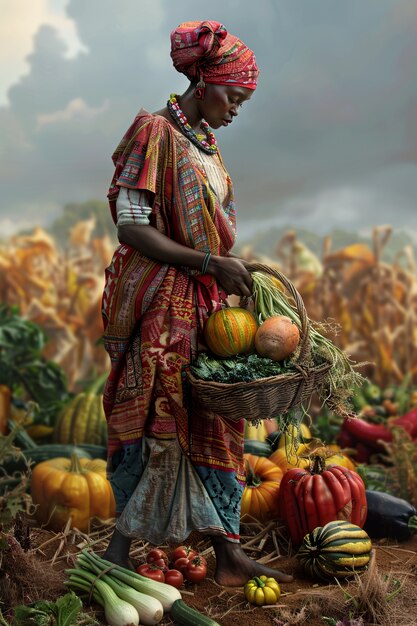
left=208, top=255, right=253, bottom=297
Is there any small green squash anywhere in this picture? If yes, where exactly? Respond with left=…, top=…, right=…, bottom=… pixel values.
left=243, top=439, right=272, bottom=457
left=204, top=307, right=258, bottom=357
left=296, top=520, right=372, bottom=580
left=170, top=599, right=221, bottom=626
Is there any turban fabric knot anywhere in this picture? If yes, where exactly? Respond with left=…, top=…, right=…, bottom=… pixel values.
left=170, top=20, right=259, bottom=90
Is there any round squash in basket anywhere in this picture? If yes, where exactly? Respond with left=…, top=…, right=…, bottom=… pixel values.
left=204, top=307, right=258, bottom=357
left=255, top=315, right=300, bottom=362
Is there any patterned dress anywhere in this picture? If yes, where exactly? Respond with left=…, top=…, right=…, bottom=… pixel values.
left=102, top=109, right=245, bottom=544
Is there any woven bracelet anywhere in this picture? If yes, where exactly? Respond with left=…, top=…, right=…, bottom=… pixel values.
left=201, top=251, right=212, bottom=274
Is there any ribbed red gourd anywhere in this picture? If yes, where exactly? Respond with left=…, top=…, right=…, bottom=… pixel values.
left=204, top=307, right=258, bottom=357
left=277, top=456, right=367, bottom=546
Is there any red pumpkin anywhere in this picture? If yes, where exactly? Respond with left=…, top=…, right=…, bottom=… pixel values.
left=278, top=456, right=367, bottom=546
left=241, top=453, right=283, bottom=523
left=204, top=307, right=258, bottom=357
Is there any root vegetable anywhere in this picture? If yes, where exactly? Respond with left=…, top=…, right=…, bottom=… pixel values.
left=255, top=315, right=300, bottom=362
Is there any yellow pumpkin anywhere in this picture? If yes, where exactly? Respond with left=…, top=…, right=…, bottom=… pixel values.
left=31, top=454, right=115, bottom=531
left=270, top=444, right=356, bottom=474
left=276, top=422, right=312, bottom=453
left=269, top=447, right=311, bottom=472
left=241, top=454, right=283, bottom=523
left=313, top=446, right=357, bottom=472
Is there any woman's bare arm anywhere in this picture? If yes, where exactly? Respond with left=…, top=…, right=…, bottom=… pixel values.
left=118, top=223, right=253, bottom=296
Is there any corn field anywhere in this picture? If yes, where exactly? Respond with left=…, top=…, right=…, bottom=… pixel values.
left=0, top=219, right=113, bottom=390
left=1, top=222, right=417, bottom=391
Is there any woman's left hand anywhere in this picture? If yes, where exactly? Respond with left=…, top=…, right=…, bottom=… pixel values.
left=207, top=255, right=253, bottom=297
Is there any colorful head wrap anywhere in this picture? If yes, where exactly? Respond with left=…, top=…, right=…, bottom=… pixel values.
left=170, top=21, right=259, bottom=90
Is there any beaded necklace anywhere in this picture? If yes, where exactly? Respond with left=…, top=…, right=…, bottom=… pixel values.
left=167, top=94, right=217, bottom=155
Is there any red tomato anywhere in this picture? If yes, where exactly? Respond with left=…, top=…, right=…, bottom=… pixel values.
left=173, top=557, right=190, bottom=573
left=136, top=563, right=165, bottom=582
left=184, top=557, right=207, bottom=583
left=146, top=548, right=169, bottom=565
left=164, top=569, right=184, bottom=589
left=171, top=545, right=198, bottom=562
left=150, top=558, right=168, bottom=572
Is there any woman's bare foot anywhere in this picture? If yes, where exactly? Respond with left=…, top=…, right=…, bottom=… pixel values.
left=102, top=527, right=135, bottom=571
left=211, top=536, right=293, bottom=587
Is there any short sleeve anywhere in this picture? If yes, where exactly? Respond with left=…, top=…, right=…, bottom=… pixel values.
left=108, top=113, right=173, bottom=225
left=115, top=116, right=169, bottom=195
left=116, top=188, right=152, bottom=226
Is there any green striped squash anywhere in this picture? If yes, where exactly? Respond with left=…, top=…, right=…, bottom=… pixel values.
left=204, top=307, right=258, bottom=357
left=296, top=520, right=372, bottom=581
left=54, top=393, right=107, bottom=446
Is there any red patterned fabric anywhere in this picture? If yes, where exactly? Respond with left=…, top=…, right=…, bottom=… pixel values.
left=102, top=111, right=245, bottom=484
left=170, top=20, right=259, bottom=89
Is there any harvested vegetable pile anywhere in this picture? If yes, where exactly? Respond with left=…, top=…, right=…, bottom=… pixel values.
left=191, top=266, right=364, bottom=421
left=2, top=519, right=417, bottom=626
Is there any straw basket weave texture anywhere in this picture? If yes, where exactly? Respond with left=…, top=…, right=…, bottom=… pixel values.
left=185, top=263, right=332, bottom=420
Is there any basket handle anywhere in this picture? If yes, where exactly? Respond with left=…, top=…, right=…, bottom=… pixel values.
left=245, top=262, right=311, bottom=365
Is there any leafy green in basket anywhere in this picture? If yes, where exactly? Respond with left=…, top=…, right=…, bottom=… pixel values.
left=190, top=352, right=295, bottom=384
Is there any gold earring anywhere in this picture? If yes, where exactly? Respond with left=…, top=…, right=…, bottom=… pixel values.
left=194, top=78, right=206, bottom=99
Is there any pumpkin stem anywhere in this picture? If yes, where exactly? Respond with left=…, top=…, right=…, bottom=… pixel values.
left=311, top=455, right=325, bottom=475
left=254, top=576, right=265, bottom=587
left=245, top=459, right=262, bottom=487
left=69, top=452, right=84, bottom=473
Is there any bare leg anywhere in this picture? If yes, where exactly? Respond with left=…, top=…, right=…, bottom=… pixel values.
left=211, top=535, right=293, bottom=587
left=102, top=527, right=135, bottom=571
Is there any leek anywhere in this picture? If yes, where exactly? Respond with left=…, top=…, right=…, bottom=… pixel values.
left=65, top=571, right=139, bottom=626
left=75, top=554, right=164, bottom=625
left=80, top=549, right=181, bottom=611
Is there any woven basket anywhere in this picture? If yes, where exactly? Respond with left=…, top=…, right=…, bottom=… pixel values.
left=185, top=262, right=332, bottom=421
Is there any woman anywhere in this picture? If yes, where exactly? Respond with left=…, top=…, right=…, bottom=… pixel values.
left=102, top=20, right=292, bottom=586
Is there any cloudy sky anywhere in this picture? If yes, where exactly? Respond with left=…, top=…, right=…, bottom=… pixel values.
left=1, top=0, right=417, bottom=242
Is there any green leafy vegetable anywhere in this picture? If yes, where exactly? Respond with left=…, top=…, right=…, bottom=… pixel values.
left=0, top=305, right=69, bottom=426
left=190, top=352, right=294, bottom=384
left=13, top=592, right=84, bottom=626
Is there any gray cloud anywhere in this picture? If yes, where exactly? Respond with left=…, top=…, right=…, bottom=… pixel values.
left=1, top=0, right=416, bottom=239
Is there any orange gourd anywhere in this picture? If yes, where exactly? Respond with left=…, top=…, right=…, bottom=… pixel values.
left=255, top=315, right=300, bottom=362
left=204, top=307, right=258, bottom=357
left=241, top=453, right=283, bottom=523
left=31, top=454, right=115, bottom=531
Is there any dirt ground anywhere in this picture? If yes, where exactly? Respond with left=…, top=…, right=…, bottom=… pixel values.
left=2, top=518, right=417, bottom=626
